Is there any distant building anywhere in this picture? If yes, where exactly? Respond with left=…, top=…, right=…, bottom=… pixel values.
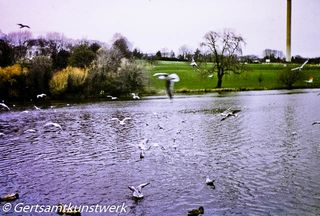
left=26, top=46, right=41, bottom=59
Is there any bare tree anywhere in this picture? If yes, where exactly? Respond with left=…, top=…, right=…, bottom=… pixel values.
left=7, top=31, right=33, bottom=60
left=200, top=30, right=246, bottom=88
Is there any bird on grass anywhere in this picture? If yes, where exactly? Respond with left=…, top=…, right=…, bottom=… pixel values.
left=131, top=93, right=140, bottom=100
left=111, top=117, right=131, bottom=125
left=0, top=192, right=19, bottom=202
left=153, top=73, right=180, bottom=100
left=187, top=206, right=204, bottom=216
left=190, top=58, right=198, bottom=68
left=291, top=59, right=309, bottom=71
left=107, top=95, right=118, bottom=100
left=304, top=77, right=313, bottom=83
left=128, top=183, right=150, bottom=199
left=221, top=108, right=241, bottom=121
left=17, top=23, right=30, bottom=29
left=0, top=103, right=10, bottom=111
left=206, top=176, right=215, bottom=188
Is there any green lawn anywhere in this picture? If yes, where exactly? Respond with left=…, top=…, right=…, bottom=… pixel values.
left=147, top=61, right=320, bottom=92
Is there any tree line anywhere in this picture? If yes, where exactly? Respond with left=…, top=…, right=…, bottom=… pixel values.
left=0, top=31, right=149, bottom=101
left=1, top=29, right=317, bottom=100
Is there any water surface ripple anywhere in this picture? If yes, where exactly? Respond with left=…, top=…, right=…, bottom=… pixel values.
left=0, top=89, right=320, bottom=215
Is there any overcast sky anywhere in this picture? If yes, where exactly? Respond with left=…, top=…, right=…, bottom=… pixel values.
left=1, top=0, right=320, bottom=57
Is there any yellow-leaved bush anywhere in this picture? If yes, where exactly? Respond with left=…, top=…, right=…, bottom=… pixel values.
left=0, top=64, right=28, bottom=97
left=49, top=67, right=88, bottom=95
left=0, top=64, right=26, bottom=84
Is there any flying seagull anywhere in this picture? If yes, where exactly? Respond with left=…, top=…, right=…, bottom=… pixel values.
left=17, top=23, right=30, bottom=29
left=111, top=117, right=131, bottom=125
left=291, top=59, right=309, bottom=71
left=0, top=103, right=10, bottom=111
left=128, top=182, right=150, bottom=199
left=221, top=108, right=241, bottom=121
left=153, top=73, right=180, bottom=99
left=36, top=93, right=46, bottom=99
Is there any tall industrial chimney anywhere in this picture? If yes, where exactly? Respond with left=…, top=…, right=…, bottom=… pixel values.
left=286, top=0, right=292, bottom=62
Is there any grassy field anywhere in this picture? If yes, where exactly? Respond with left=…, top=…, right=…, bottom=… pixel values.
left=147, top=61, right=320, bottom=93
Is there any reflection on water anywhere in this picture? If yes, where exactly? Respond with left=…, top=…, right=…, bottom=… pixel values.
left=1, top=89, right=320, bottom=215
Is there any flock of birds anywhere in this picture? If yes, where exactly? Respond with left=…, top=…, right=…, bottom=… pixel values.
left=1, top=38, right=319, bottom=215
left=0, top=105, right=220, bottom=216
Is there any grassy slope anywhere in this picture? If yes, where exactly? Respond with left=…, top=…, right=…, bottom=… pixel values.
left=147, top=61, right=320, bottom=92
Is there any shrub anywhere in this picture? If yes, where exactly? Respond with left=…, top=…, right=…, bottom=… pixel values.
left=278, top=67, right=302, bottom=88
left=0, top=64, right=27, bottom=98
left=117, top=58, right=147, bottom=93
left=50, top=67, right=88, bottom=96
left=87, top=47, right=147, bottom=96
left=68, top=44, right=95, bottom=68
left=27, top=56, right=53, bottom=96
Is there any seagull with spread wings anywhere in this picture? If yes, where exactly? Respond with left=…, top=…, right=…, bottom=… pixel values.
left=291, top=59, right=309, bottom=71
left=128, top=182, right=150, bottom=199
left=17, top=23, right=30, bottom=29
left=153, top=73, right=180, bottom=99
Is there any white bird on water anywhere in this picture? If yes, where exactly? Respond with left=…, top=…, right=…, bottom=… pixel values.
left=312, top=121, right=320, bottom=125
left=111, top=117, right=131, bottom=125
left=206, top=176, right=215, bottom=188
left=291, top=59, right=309, bottom=71
left=24, top=129, right=36, bottom=133
left=44, top=122, right=62, bottom=130
left=131, top=93, right=140, bottom=100
left=0, top=103, right=10, bottom=111
left=138, top=139, right=150, bottom=151
left=128, top=182, right=150, bottom=199
left=107, top=95, right=118, bottom=100
left=153, top=73, right=180, bottom=99
left=34, top=105, right=41, bottom=110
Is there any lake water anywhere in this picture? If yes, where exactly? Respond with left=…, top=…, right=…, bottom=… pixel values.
left=1, top=89, right=320, bottom=216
